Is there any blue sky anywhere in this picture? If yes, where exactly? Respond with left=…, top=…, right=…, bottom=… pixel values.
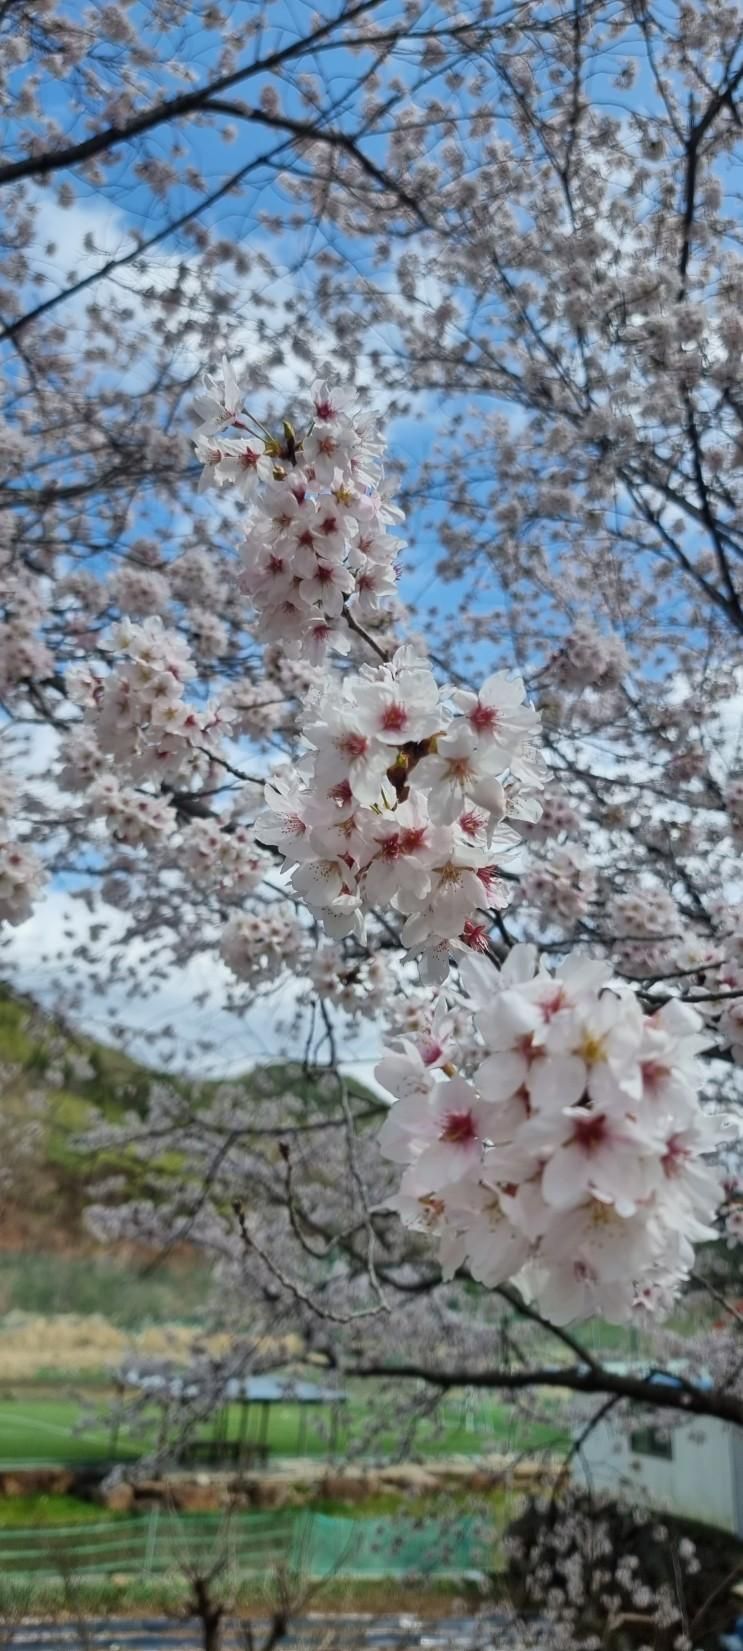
left=5, top=0, right=737, bottom=1073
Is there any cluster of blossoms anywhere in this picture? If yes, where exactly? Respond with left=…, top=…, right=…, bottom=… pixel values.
left=88, top=776, right=176, bottom=848
left=609, top=887, right=683, bottom=976
left=521, top=843, right=597, bottom=925
left=382, top=993, right=484, bottom=1080
left=304, top=943, right=393, bottom=1019
left=259, top=646, right=546, bottom=981
left=377, top=943, right=724, bottom=1321
left=68, top=617, right=230, bottom=786
left=196, top=368, right=403, bottom=662
left=220, top=904, right=304, bottom=984
left=621, top=910, right=743, bottom=1068
left=0, top=774, right=45, bottom=925
left=519, top=786, right=580, bottom=843
left=181, top=818, right=269, bottom=894
left=720, top=1005, right=743, bottom=1065
left=0, top=574, right=53, bottom=698
left=107, top=564, right=171, bottom=619
left=716, top=954, right=743, bottom=1064
left=189, top=612, right=230, bottom=661
left=385, top=991, right=478, bottom=1061
left=725, top=775, right=743, bottom=848
left=169, top=547, right=224, bottom=610
left=506, top=1488, right=703, bottom=1650
left=57, top=726, right=107, bottom=793
left=552, top=619, right=629, bottom=691
left=223, top=678, right=286, bottom=741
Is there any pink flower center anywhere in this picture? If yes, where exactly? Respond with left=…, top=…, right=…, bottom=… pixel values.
left=571, top=1113, right=608, bottom=1153
left=328, top=780, right=353, bottom=806
left=459, top=810, right=483, bottom=838
left=339, top=732, right=368, bottom=759
left=539, top=988, right=569, bottom=1022
left=662, top=1134, right=689, bottom=1177
left=641, top=1059, right=670, bottom=1093
left=461, top=918, right=489, bottom=951
left=315, top=564, right=335, bottom=585
left=469, top=702, right=499, bottom=732
left=314, top=399, right=335, bottom=420
left=380, top=701, right=408, bottom=733
left=516, top=1032, right=544, bottom=1064
left=440, top=1110, right=477, bottom=1145
left=446, top=756, right=474, bottom=781
left=400, top=825, right=427, bottom=853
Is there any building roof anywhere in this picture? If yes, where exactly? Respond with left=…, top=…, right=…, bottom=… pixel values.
left=594, top=1359, right=714, bottom=1392
left=120, top=1365, right=346, bottom=1405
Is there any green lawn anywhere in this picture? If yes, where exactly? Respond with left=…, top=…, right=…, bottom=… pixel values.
left=0, top=1390, right=568, bottom=1467
left=0, top=1398, right=135, bottom=1464
left=0, top=1493, right=124, bottom=1527
left=213, top=1392, right=567, bottom=1459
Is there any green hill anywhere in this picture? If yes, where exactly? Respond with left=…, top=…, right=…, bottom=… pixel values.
left=0, top=980, right=378, bottom=1264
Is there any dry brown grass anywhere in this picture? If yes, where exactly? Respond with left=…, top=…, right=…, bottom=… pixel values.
left=0, top=1314, right=302, bottom=1379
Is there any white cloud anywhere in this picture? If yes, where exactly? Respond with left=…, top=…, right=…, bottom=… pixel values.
left=1, top=882, right=386, bottom=1087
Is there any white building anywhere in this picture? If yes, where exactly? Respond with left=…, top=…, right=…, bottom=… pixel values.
left=572, top=1374, right=743, bottom=1535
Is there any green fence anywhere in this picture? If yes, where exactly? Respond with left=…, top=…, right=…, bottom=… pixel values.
left=297, top=1512, right=490, bottom=1578
left=0, top=1510, right=490, bottom=1581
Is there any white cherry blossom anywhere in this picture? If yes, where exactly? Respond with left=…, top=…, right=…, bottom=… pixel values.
left=377, top=947, right=724, bottom=1322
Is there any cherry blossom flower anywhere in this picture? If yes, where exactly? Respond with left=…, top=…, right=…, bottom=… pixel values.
left=0, top=832, right=45, bottom=925
left=450, top=670, right=540, bottom=760
left=414, top=724, right=509, bottom=825
left=377, top=947, right=724, bottom=1322
left=220, top=905, right=304, bottom=983
left=379, top=1076, right=497, bottom=1191
left=192, top=356, right=245, bottom=435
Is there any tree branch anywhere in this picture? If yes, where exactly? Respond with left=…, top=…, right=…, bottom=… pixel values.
left=346, top=1359, right=743, bottom=1426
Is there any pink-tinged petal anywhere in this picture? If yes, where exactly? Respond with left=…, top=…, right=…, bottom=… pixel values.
left=439, top=1231, right=468, bottom=1280
left=419, top=942, right=452, bottom=985
left=477, top=990, right=540, bottom=1045
left=541, top=1143, right=591, bottom=1209
left=458, top=952, right=500, bottom=1005
left=375, top=1055, right=433, bottom=1102
left=291, top=859, right=343, bottom=906
left=479, top=671, right=527, bottom=707
left=588, top=1061, right=641, bottom=1108
left=376, top=1116, right=417, bottom=1164
left=476, top=1051, right=528, bottom=1101
left=500, top=942, right=538, bottom=985
left=407, top=1138, right=481, bottom=1191
left=527, top=1054, right=587, bottom=1110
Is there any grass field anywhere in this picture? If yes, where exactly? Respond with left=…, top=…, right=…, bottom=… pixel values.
left=0, top=1391, right=568, bottom=1468
left=0, top=1493, right=123, bottom=1527
left=0, top=1399, right=131, bottom=1465
left=0, top=1573, right=490, bottom=1617
left=0, top=1253, right=215, bottom=1328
